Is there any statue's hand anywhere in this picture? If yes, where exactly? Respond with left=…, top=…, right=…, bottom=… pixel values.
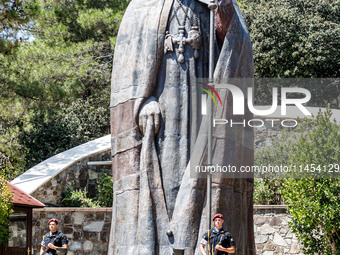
left=138, top=97, right=161, bottom=136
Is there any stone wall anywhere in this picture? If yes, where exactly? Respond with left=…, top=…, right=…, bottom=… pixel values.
left=254, top=205, right=303, bottom=255
left=32, top=150, right=111, bottom=206
left=32, top=208, right=112, bottom=255
left=32, top=206, right=303, bottom=255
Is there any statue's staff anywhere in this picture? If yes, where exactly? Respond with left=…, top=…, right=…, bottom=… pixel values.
left=207, top=0, right=217, bottom=254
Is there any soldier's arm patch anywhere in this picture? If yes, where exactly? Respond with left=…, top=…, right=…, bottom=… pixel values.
left=201, top=238, right=208, bottom=245
left=201, top=232, right=208, bottom=245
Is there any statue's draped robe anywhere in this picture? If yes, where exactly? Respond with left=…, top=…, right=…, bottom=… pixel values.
left=109, top=0, right=255, bottom=254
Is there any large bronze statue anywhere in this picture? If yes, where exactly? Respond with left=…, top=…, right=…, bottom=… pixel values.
left=109, top=0, right=254, bottom=254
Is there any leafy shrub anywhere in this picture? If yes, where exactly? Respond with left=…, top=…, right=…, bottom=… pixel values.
left=255, top=108, right=340, bottom=253
left=19, top=97, right=109, bottom=170
left=254, top=131, right=294, bottom=205
left=254, top=179, right=284, bottom=205
left=97, top=173, right=113, bottom=207
left=282, top=109, right=340, bottom=254
left=242, top=0, right=339, bottom=79
left=0, top=177, right=13, bottom=245
left=62, top=185, right=100, bottom=208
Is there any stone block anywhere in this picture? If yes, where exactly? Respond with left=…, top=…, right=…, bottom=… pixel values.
left=88, top=169, right=98, bottom=180
left=260, top=224, right=275, bottom=235
left=274, top=246, right=284, bottom=253
left=74, top=212, right=85, bottom=225
left=47, top=212, right=56, bottom=218
left=51, top=179, right=58, bottom=186
left=84, top=240, right=94, bottom=251
left=69, top=241, right=82, bottom=250
left=270, top=216, right=282, bottom=227
left=84, top=231, right=100, bottom=241
left=83, top=221, right=104, bottom=232
left=264, top=239, right=276, bottom=251
left=292, top=238, right=299, bottom=244
left=286, top=229, right=294, bottom=238
left=279, top=226, right=289, bottom=235
left=256, top=243, right=264, bottom=252
left=65, top=234, right=73, bottom=239
left=255, top=235, right=268, bottom=244
left=262, top=251, right=273, bottom=255
left=281, top=217, right=289, bottom=225
left=290, top=244, right=300, bottom=254
left=94, top=242, right=109, bottom=252
left=273, top=233, right=287, bottom=246
left=73, top=231, right=83, bottom=241
left=254, top=216, right=266, bottom=226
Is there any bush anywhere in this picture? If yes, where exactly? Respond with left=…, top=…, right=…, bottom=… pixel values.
left=254, top=179, right=284, bottom=205
left=0, top=177, right=13, bottom=245
left=254, top=131, right=294, bottom=205
left=97, top=173, right=113, bottom=207
left=242, top=0, right=339, bottom=79
left=62, top=184, right=100, bottom=208
left=282, top=109, right=340, bottom=254
left=19, top=97, right=109, bottom=170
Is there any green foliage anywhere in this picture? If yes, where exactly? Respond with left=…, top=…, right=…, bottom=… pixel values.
left=0, top=98, right=27, bottom=180
left=61, top=172, right=113, bottom=208
left=242, top=0, right=340, bottom=78
left=19, top=97, right=109, bottom=169
left=0, top=0, right=128, bottom=178
left=253, top=179, right=284, bottom=205
left=283, top=178, right=340, bottom=254
left=4, top=0, right=129, bottom=104
left=288, top=109, right=340, bottom=170
left=281, top=109, right=340, bottom=254
left=62, top=184, right=100, bottom=208
left=255, top=131, right=293, bottom=167
left=1, top=0, right=41, bottom=178
left=254, top=131, right=295, bottom=205
left=0, top=177, right=13, bottom=245
left=97, top=173, right=113, bottom=207
left=0, top=0, right=40, bottom=54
